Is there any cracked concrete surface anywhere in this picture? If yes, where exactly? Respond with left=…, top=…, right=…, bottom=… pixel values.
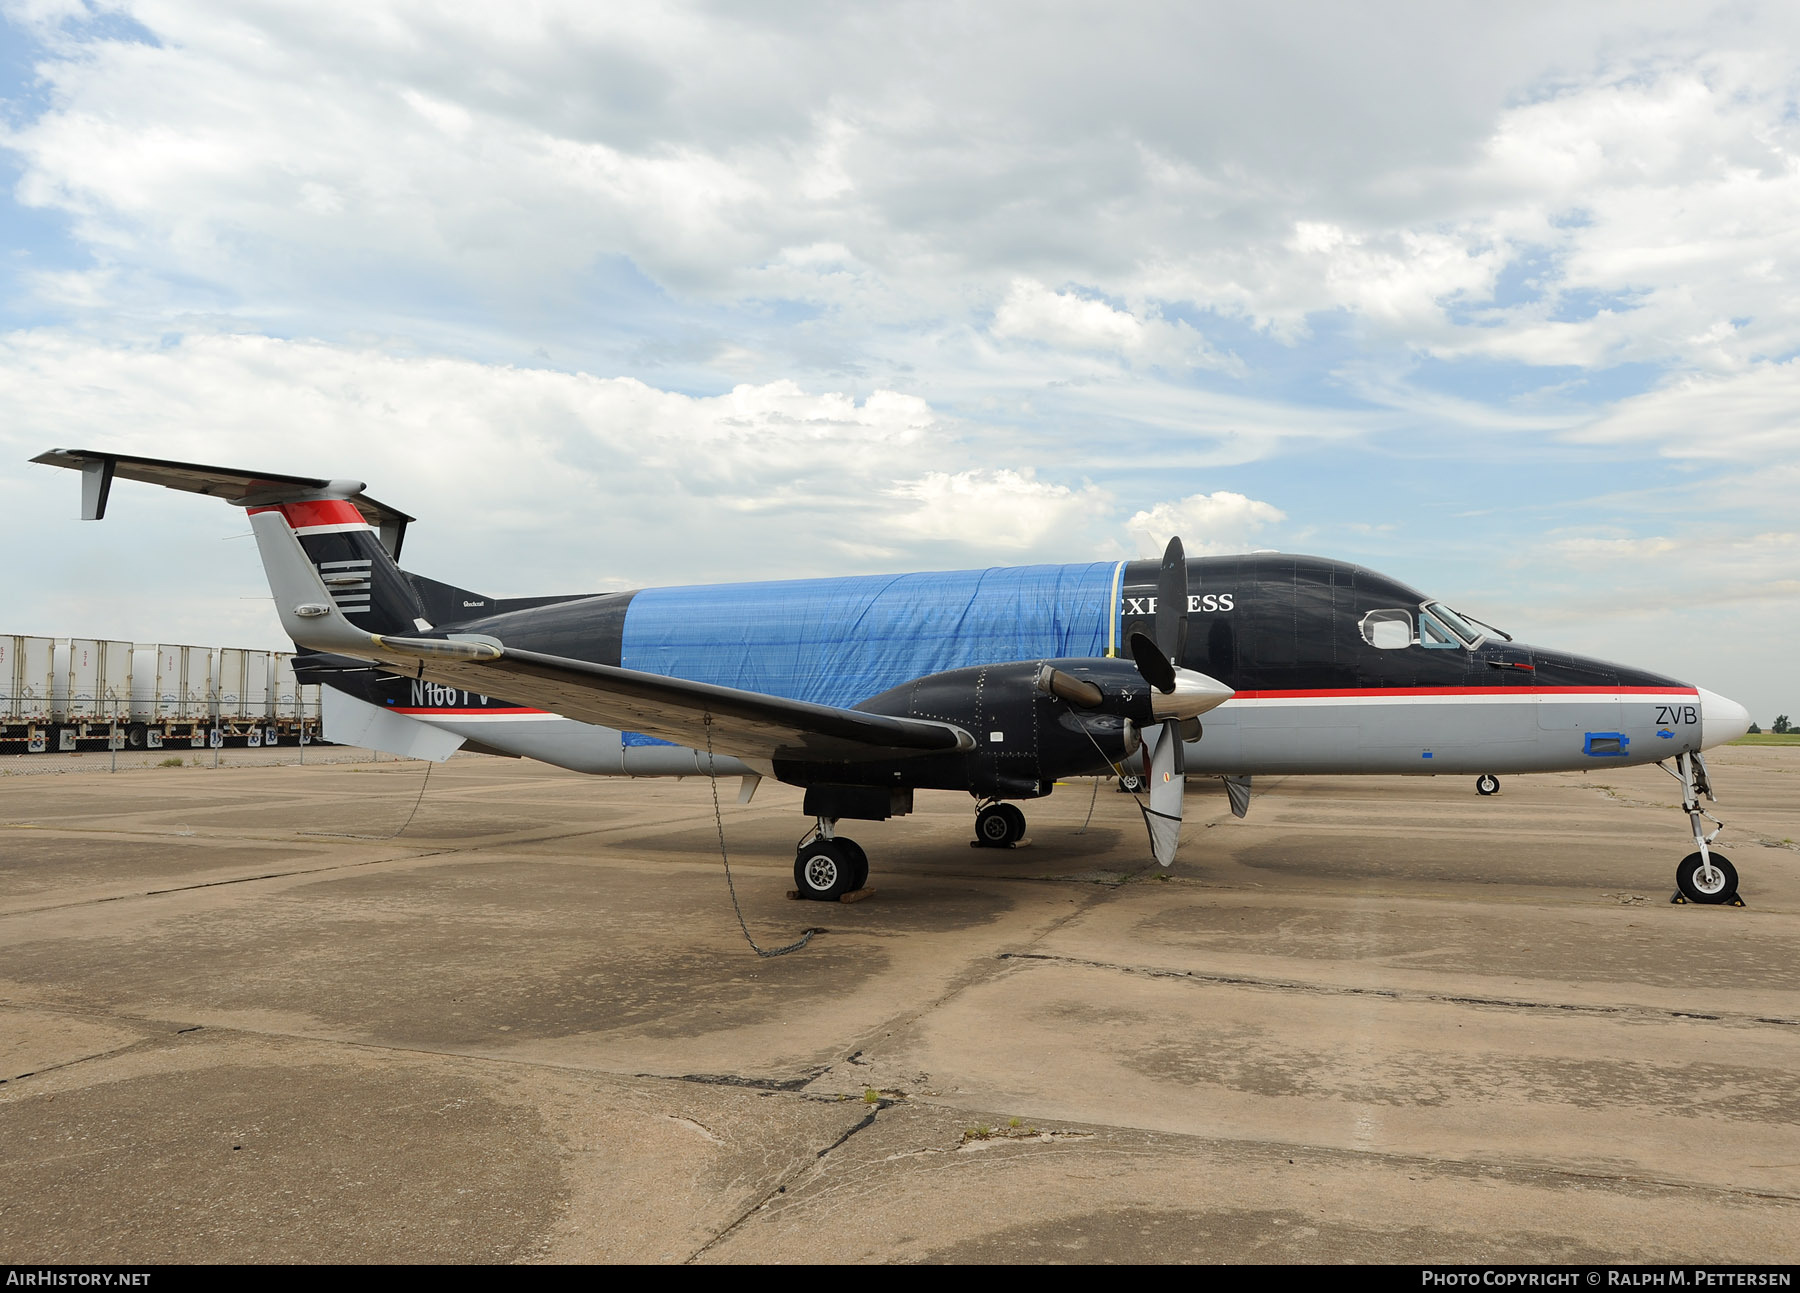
left=1, top=745, right=1797, bottom=1262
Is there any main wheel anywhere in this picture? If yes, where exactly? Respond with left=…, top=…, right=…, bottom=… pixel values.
left=975, top=804, right=1013, bottom=847
left=1676, top=852, right=1738, bottom=905
left=1475, top=774, right=1499, bottom=796
left=997, top=802, right=1027, bottom=844
left=795, top=839, right=858, bottom=900
left=1117, top=772, right=1145, bottom=793
left=840, top=839, right=870, bottom=892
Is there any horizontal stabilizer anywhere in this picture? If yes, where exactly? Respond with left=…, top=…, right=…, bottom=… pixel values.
left=322, top=687, right=465, bottom=762
left=33, top=447, right=416, bottom=559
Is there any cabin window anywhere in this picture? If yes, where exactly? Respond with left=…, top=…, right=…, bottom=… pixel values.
left=1418, top=610, right=1462, bottom=649
left=1359, top=609, right=1413, bottom=649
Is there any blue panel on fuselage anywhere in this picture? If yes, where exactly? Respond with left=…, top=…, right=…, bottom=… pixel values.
left=619, top=563, right=1119, bottom=721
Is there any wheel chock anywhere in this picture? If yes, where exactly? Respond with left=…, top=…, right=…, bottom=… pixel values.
left=969, top=838, right=1031, bottom=849
left=1669, top=891, right=1747, bottom=907
left=786, top=888, right=875, bottom=903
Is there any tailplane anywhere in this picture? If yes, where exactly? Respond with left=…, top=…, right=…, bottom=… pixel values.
left=31, top=448, right=487, bottom=638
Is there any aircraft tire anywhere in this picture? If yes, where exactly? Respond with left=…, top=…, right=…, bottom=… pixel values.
left=1117, top=773, right=1145, bottom=794
left=1676, top=852, right=1738, bottom=905
left=1475, top=774, right=1499, bottom=796
left=795, top=839, right=858, bottom=900
left=840, top=839, right=870, bottom=891
left=997, top=803, right=1027, bottom=844
left=974, top=804, right=1013, bottom=847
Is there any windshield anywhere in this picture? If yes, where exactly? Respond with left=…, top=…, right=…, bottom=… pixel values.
left=1457, top=610, right=1512, bottom=642
left=1423, top=602, right=1483, bottom=647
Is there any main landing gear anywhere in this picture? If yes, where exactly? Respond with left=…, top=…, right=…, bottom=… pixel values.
left=1663, top=751, right=1741, bottom=906
left=1475, top=773, right=1500, bottom=796
left=794, top=818, right=869, bottom=901
left=973, top=801, right=1027, bottom=847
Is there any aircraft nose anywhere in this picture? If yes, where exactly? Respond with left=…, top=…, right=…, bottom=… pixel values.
left=1698, top=688, right=1751, bottom=749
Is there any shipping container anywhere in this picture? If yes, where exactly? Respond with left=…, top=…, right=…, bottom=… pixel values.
left=241, top=650, right=271, bottom=720
left=99, top=639, right=132, bottom=720
left=16, top=636, right=55, bottom=722
left=58, top=639, right=99, bottom=720
left=0, top=635, right=57, bottom=723
left=128, top=646, right=159, bottom=722
left=54, top=638, right=133, bottom=722
left=177, top=646, right=213, bottom=720
left=272, top=653, right=299, bottom=719
left=214, top=648, right=247, bottom=721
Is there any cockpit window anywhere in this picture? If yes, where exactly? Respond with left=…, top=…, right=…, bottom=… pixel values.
left=1424, top=602, right=1483, bottom=647
left=1459, top=611, right=1512, bottom=642
left=1359, top=609, right=1413, bottom=649
left=1418, top=610, right=1462, bottom=649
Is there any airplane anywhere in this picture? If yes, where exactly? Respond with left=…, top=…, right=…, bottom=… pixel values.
left=33, top=447, right=1755, bottom=906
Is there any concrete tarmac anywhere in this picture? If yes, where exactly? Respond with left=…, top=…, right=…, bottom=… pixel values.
left=1, top=746, right=1797, bottom=1264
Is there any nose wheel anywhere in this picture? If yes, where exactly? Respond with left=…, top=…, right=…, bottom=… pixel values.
left=1664, top=751, right=1742, bottom=905
left=1475, top=774, right=1499, bottom=796
left=1676, top=851, right=1738, bottom=905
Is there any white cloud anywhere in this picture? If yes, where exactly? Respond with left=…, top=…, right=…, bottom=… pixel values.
left=1125, top=491, right=1286, bottom=557
left=989, top=278, right=1240, bottom=374
left=9, top=0, right=1793, bottom=381
left=1571, top=360, right=1800, bottom=460
left=0, top=330, right=1142, bottom=633
left=885, top=469, right=1112, bottom=552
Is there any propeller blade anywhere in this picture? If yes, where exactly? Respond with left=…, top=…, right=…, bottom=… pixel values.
left=1128, top=631, right=1176, bottom=694
left=1221, top=773, right=1252, bottom=819
left=1140, top=717, right=1186, bottom=866
left=1155, top=534, right=1188, bottom=663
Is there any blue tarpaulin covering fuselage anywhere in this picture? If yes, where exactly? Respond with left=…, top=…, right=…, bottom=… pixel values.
left=618, top=562, right=1123, bottom=744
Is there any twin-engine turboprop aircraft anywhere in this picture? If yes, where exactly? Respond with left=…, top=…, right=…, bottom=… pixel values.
left=35, top=448, right=1755, bottom=904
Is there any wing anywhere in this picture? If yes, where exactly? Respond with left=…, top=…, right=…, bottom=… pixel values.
left=249, top=507, right=971, bottom=763
left=393, top=642, right=973, bottom=762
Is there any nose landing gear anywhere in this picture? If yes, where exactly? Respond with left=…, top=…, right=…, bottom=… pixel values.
left=1663, top=751, right=1742, bottom=906
left=1475, top=774, right=1500, bottom=796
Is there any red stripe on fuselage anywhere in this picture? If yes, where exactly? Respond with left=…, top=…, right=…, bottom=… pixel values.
left=247, top=499, right=368, bottom=528
left=391, top=706, right=549, bottom=715
left=1230, top=686, right=1698, bottom=699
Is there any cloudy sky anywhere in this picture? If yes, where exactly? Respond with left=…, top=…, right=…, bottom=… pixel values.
left=2, top=1, right=1796, bottom=721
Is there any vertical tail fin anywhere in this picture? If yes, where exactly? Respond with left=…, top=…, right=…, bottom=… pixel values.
left=246, top=499, right=436, bottom=636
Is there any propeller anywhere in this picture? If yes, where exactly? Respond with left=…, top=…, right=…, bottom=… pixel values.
left=1030, top=534, right=1231, bottom=864
left=1140, top=535, right=1188, bottom=867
